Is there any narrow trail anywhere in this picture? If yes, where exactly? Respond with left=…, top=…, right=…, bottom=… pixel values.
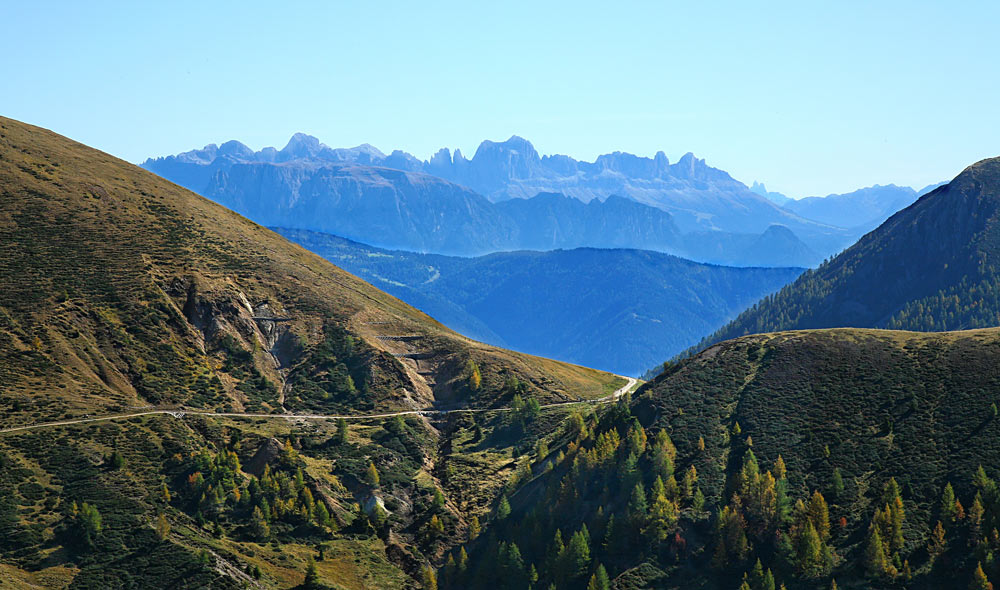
left=0, top=377, right=639, bottom=436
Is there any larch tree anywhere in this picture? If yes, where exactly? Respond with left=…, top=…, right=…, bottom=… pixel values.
left=365, top=461, right=380, bottom=487
left=971, top=562, right=993, bottom=590
left=941, top=482, right=958, bottom=524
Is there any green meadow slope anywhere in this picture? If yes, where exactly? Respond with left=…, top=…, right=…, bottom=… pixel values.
left=0, top=116, right=621, bottom=589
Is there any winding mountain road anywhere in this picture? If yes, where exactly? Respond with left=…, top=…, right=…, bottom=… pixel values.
left=0, top=377, right=639, bottom=436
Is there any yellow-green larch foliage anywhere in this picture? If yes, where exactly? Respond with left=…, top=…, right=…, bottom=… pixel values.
left=365, top=461, right=380, bottom=487
left=807, top=491, right=831, bottom=542
left=927, top=520, right=946, bottom=563
left=941, top=482, right=958, bottom=524
left=970, top=562, right=993, bottom=590
left=156, top=512, right=171, bottom=540
left=421, top=564, right=438, bottom=590
left=465, top=359, right=481, bottom=391
left=774, top=455, right=787, bottom=480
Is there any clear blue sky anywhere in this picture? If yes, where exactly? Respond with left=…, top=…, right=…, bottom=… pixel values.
left=3, top=0, right=997, bottom=197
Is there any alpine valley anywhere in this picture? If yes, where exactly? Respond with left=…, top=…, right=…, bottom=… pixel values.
left=2, top=114, right=999, bottom=590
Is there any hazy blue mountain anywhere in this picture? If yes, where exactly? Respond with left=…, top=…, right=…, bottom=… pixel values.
left=680, top=224, right=823, bottom=267
left=749, top=180, right=791, bottom=205
left=145, top=143, right=826, bottom=265
left=273, top=228, right=804, bottom=376
left=143, top=134, right=856, bottom=258
left=782, top=184, right=921, bottom=233
left=491, top=193, right=681, bottom=252
left=202, top=162, right=516, bottom=255
left=419, top=137, right=850, bottom=247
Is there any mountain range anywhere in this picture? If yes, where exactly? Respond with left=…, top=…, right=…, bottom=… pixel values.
left=144, top=135, right=928, bottom=266
left=272, top=229, right=804, bottom=376
left=3, top=116, right=1000, bottom=590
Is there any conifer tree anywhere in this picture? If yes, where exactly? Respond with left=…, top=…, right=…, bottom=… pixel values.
left=941, top=482, right=958, bottom=524
left=77, top=502, right=102, bottom=548
left=763, top=568, right=776, bottom=590
left=808, top=491, right=831, bottom=542
left=336, top=417, right=348, bottom=444
left=313, top=501, right=330, bottom=529
left=652, top=430, right=676, bottom=479
left=303, top=557, right=320, bottom=589
left=365, top=462, right=380, bottom=487
left=865, top=525, right=893, bottom=578
left=647, top=491, right=678, bottom=541
left=629, top=483, right=648, bottom=525
left=156, top=512, right=170, bottom=540
left=693, top=487, right=706, bottom=512
left=831, top=468, right=844, bottom=500
left=927, top=520, right=947, bottom=564
left=971, top=562, right=993, bottom=590
left=546, top=530, right=565, bottom=573
left=465, top=359, right=481, bottom=391
left=774, top=455, right=787, bottom=481
left=970, top=494, right=985, bottom=542
left=564, top=530, right=592, bottom=582
left=587, top=564, right=610, bottom=590
left=421, top=564, right=438, bottom=590
left=427, top=514, right=444, bottom=540
left=750, top=559, right=765, bottom=587
left=796, top=521, right=823, bottom=576
left=888, top=495, right=905, bottom=553
left=468, top=516, right=481, bottom=540
left=251, top=506, right=270, bottom=540
left=497, top=495, right=511, bottom=520
left=682, top=465, right=698, bottom=499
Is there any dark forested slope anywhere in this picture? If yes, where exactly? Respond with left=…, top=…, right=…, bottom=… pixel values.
left=456, top=327, right=1000, bottom=590
left=697, top=156, right=1000, bottom=350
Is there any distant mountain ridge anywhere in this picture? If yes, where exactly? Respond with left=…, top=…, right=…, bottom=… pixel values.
left=782, top=183, right=931, bottom=234
left=274, top=228, right=805, bottom=376
left=143, top=135, right=852, bottom=266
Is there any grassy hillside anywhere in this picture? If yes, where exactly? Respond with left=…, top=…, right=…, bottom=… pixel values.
left=275, top=228, right=803, bottom=376
left=0, top=116, right=622, bottom=588
left=694, top=157, right=1000, bottom=354
left=458, top=327, right=1000, bottom=589
left=0, top=116, right=620, bottom=426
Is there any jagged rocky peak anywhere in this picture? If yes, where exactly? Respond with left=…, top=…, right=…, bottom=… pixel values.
left=594, top=151, right=667, bottom=179
left=217, top=140, right=254, bottom=159
left=428, top=147, right=453, bottom=167
left=279, top=132, right=324, bottom=159
left=473, top=135, right=541, bottom=162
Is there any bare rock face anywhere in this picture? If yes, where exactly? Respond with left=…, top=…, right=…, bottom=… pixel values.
left=244, top=438, right=284, bottom=477
left=142, top=133, right=856, bottom=260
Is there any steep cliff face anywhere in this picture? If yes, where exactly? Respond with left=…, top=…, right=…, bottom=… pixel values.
left=144, top=133, right=856, bottom=257
left=207, top=162, right=518, bottom=255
